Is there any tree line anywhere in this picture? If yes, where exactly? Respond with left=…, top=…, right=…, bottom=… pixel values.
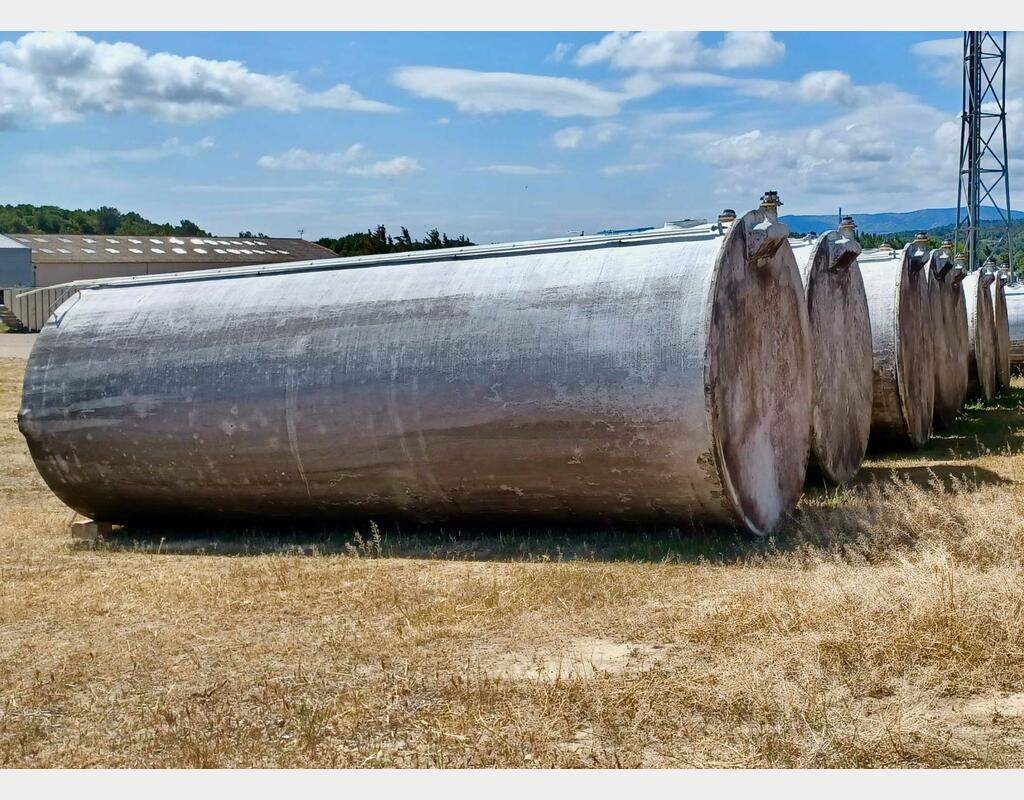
left=0, top=206, right=475, bottom=258
left=0, top=204, right=208, bottom=237
left=316, top=225, right=474, bottom=257
left=856, top=220, right=1024, bottom=270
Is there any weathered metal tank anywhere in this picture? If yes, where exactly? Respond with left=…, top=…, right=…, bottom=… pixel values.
left=1005, top=283, right=1024, bottom=369
left=787, top=217, right=871, bottom=484
left=19, top=199, right=813, bottom=536
left=859, top=238, right=934, bottom=447
left=963, top=265, right=997, bottom=401
left=928, top=242, right=969, bottom=428
left=990, top=267, right=1011, bottom=390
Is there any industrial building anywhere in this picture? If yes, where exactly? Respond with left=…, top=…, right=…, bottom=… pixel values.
left=0, top=233, right=336, bottom=331
left=6, top=233, right=336, bottom=288
left=0, top=233, right=32, bottom=286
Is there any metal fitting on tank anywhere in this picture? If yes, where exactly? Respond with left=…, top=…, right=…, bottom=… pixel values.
left=909, top=233, right=929, bottom=273
left=951, top=252, right=967, bottom=286
left=828, top=226, right=862, bottom=271
left=718, top=209, right=737, bottom=223
left=931, top=243, right=953, bottom=279
left=759, top=190, right=782, bottom=221
left=747, top=192, right=788, bottom=264
left=839, top=215, right=856, bottom=232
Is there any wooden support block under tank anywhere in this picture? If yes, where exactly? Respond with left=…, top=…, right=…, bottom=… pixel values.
left=70, top=519, right=113, bottom=541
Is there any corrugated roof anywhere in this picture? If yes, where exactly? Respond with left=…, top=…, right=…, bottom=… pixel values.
left=0, top=233, right=30, bottom=250
left=9, top=234, right=335, bottom=264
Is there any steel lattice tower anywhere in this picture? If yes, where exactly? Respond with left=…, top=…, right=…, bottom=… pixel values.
left=955, top=31, right=1014, bottom=275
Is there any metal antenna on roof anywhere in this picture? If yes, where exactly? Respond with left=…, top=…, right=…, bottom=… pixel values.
left=297, top=229, right=305, bottom=240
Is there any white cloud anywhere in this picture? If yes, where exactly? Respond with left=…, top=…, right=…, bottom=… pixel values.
left=550, top=42, right=573, bottom=62
left=601, top=163, right=656, bottom=177
left=475, top=164, right=562, bottom=175
left=392, top=66, right=646, bottom=117
left=688, top=89, right=954, bottom=211
left=258, top=146, right=421, bottom=178
left=738, top=71, right=873, bottom=107
left=257, top=144, right=365, bottom=172
left=24, top=135, right=214, bottom=168
left=552, top=122, right=622, bottom=149
left=575, top=31, right=784, bottom=72
left=347, top=156, right=423, bottom=177
left=552, top=127, right=585, bottom=148
left=912, top=36, right=962, bottom=83
left=713, top=32, right=787, bottom=70
left=170, top=183, right=336, bottom=194
left=0, top=30, right=396, bottom=129
left=661, top=69, right=876, bottom=109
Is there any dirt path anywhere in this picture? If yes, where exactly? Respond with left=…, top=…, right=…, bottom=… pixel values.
left=0, top=334, right=36, bottom=360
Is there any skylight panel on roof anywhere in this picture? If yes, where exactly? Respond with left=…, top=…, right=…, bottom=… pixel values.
left=16, top=237, right=31, bottom=243
left=129, top=248, right=143, bottom=254
left=34, top=237, right=47, bottom=242
left=254, top=241, right=268, bottom=246
left=150, top=248, right=165, bottom=254
left=128, top=238, right=142, bottom=244
left=149, top=238, right=162, bottom=244
left=57, top=248, right=70, bottom=254
left=230, top=240, right=243, bottom=246
left=190, top=239, right=204, bottom=245
left=39, top=248, right=54, bottom=253
left=213, top=249, right=226, bottom=254
left=81, top=248, right=95, bottom=254
left=172, top=247, right=187, bottom=254
left=59, top=237, right=72, bottom=243
left=193, top=248, right=208, bottom=254
left=226, top=248, right=241, bottom=254
left=168, top=237, right=184, bottom=245
left=242, top=241, right=256, bottom=246
left=106, top=238, right=120, bottom=244
left=106, top=248, right=120, bottom=254
left=84, top=238, right=96, bottom=243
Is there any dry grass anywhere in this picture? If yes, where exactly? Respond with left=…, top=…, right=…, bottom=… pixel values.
left=3, top=355, right=1024, bottom=767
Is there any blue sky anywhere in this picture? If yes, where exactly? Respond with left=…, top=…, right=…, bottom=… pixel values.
left=0, top=30, right=1009, bottom=242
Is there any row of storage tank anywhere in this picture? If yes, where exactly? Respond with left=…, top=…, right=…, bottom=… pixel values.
left=15, top=194, right=1019, bottom=537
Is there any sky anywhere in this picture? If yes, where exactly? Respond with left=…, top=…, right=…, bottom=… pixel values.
left=0, top=30, right=1017, bottom=242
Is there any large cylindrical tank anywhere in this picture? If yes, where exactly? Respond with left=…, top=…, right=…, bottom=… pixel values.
left=963, top=268, right=997, bottom=400
left=990, top=270, right=1011, bottom=390
left=19, top=206, right=813, bottom=535
left=1005, top=283, right=1024, bottom=369
left=928, top=245, right=969, bottom=428
left=859, top=241, right=934, bottom=447
left=788, top=222, right=871, bottom=484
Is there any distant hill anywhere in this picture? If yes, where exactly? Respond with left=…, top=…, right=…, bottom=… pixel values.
left=782, top=207, right=1024, bottom=235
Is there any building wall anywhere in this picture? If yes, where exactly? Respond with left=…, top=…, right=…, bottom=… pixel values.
left=33, top=260, right=273, bottom=287
left=0, top=236, right=33, bottom=286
